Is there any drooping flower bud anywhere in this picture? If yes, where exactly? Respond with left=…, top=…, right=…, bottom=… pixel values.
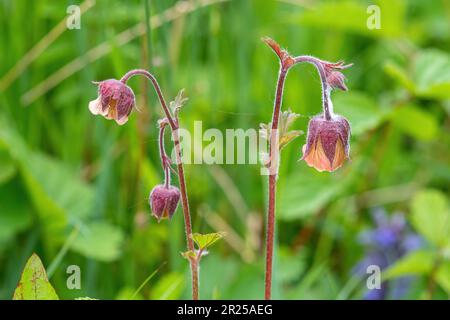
left=322, top=61, right=352, bottom=91
left=301, top=114, right=350, bottom=172
left=149, top=184, right=181, bottom=222
left=88, top=79, right=135, bottom=125
left=326, top=71, right=347, bottom=91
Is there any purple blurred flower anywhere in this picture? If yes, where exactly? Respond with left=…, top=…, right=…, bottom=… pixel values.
left=354, top=208, right=423, bottom=300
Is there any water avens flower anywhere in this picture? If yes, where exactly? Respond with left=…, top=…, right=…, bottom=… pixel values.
left=149, top=184, right=181, bottom=222
left=88, top=79, right=135, bottom=125
left=302, top=114, right=350, bottom=172
left=262, top=37, right=352, bottom=299
left=88, top=69, right=200, bottom=300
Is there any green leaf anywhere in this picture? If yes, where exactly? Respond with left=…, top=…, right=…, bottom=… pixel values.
left=295, top=0, right=404, bottom=38
left=13, top=253, right=59, bottom=300
left=383, top=62, right=416, bottom=92
left=0, top=182, right=32, bottom=242
left=414, top=50, right=450, bottom=99
left=389, top=105, right=438, bottom=141
left=385, top=49, right=450, bottom=99
left=0, top=115, right=95, bottom=247
left=436, top=262, right=450, bottom=294
left=333, top=91, right=388, bottom=136
left=278, top=109, right=303, bottom=150
left=278, top=165, right=353, bottom=220
left=25, top=153, right=95, bottom=222
left=411, top=190, right=450, bottom=247
left=383, top=250, right=435, bottom=280
left=18, top=154, right=67, bottom=245
left=71, top=222, right=124, bottom=262
left=0, top=149, right=16, bottom=184
left=191, top=232, right=225, bottom=250
left=259, top=113, right=303, bottom=152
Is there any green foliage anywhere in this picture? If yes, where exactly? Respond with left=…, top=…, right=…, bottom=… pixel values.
left=333, top=92, right=387, bottom=136
left=13, top=253, right=59, bottom=300
left=71, top=222, right=124, bottom=262
left=296, top=0, right=405, bottom=38
left=389, top=105, right=438, bottom=141
left=411, top=190, right=450, bottom=248
left=1, top=0, right=449, bottom=300
left=384, top=250, right=435, bottom=279
left=278, top=165, right=354, bottom=220
left=0, top=150, right=16, bottom=184
left=0, top=182, right=32, bottom=242
left=384, top=189, right=450, bottom=294
left=191, top=232, right=225, bottom=251
left=385, top=49, right=450, bottom=99
left=260, top=109, right=303, bottom=152
left=436, top=262, right=450, bottom=294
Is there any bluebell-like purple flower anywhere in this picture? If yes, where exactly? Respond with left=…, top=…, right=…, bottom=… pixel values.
left=354, top=209, right=423, bottom=300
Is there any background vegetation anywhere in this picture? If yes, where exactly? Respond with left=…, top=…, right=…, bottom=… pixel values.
left=1, top=0, right=449, bottom=300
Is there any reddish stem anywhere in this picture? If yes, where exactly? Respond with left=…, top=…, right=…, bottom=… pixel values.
left=263, top=38, right=336, bottom=299
left=293, top=56, right=332, bottom=120
left=121, top=69, right=178, bottom=129
left=158, top=124, right=171, bottom=188
left=121, top=69, right=198, bottom=300
left=265, top=67, right=288, bottom=300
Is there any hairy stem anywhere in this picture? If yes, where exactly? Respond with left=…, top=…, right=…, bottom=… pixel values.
left=121, top=69, right=177, bottom=129
left=265, top=66, right=288, bottom=300
left=158, top=124, right=171, bottom=188
left=173, top=128, right=199, bottom=300
left=264, top=40, right=333, bottom=299
left=121, top=69, right=198, bottom=300
left=293, top=56, right=332, bottom=120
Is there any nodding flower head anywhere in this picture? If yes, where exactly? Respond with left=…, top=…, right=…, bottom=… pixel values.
left=149, top=184, right=181, bottom=222
left=301, top=114, right=350, bottom=172
left=88, top=79, right=135, bottom=125
left=323, top=61, right=352, bottom=91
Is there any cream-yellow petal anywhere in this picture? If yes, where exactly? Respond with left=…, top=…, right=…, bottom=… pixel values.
left=304, top=139, right=332, bottom=172
left=88, top=98, right=101, bottom=115
left=331, top=139, right=345, bottom=171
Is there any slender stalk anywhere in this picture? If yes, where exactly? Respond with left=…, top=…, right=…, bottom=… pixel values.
left=293, top=56, right=332, bottom=120
left=263, top=39, right=333, bottom=300
left=120, top=69, right=177, bottom=129
left=265, top=67, right=288, bottom=300
left=173, top=128, right=199, bottom=300
left=158, top=124, right=171, bottom=188
left=120, top=69, right=198, bottom=300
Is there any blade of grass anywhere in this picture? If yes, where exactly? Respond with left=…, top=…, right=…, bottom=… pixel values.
left=47, top=226, right=80, bottom=278
left=0, top=0, right=96, bottom=91
left=130, top=262, right=167, bottom=300
left=21, top=0, right=230, bottom=106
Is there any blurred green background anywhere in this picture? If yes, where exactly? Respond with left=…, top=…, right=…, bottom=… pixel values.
left=1, top=0, right=449, bottom=300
